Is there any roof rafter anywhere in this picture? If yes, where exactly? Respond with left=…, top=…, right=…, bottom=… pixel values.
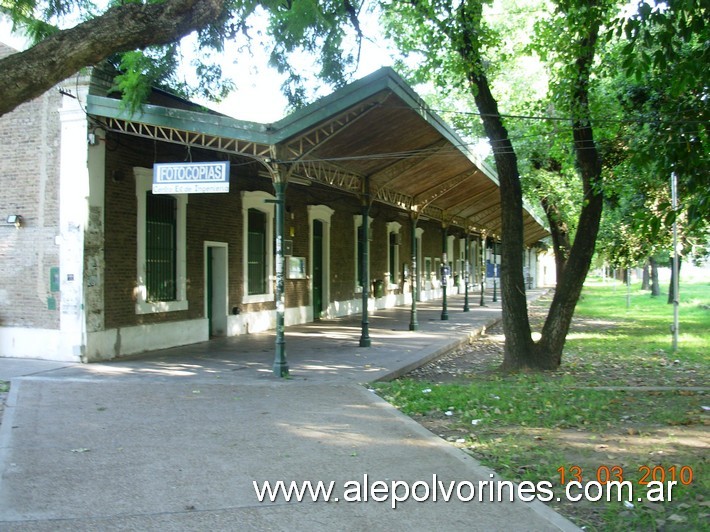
left=370, top=138, right=450, bottom=188
left=283, top=96, right=388, bottom=162
left=414, top=170, right=478, bottom=211
left=446, top=187, right=500, bottom=217
left=475, top=207, right=504, bottom=227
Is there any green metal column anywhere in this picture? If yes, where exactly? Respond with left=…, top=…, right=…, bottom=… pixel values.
left=493, top=240, right=498, bottom=303
left=409, top=214, right=419, bottom=331
left=359, top=186, right=371, bottom=347
left=416, top=228, right=422, bottom=302
left=463, top=233, right=470, bottom=312
left=479, top=234, right=486, bottom=306
left=272, top=180, right=289, bottom=377
left=441, top=225, right=449, bottom=321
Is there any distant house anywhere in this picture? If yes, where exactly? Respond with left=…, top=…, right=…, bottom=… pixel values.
left=0, top=45, right=548, bottom=362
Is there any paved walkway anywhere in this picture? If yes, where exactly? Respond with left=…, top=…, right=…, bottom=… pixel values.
left=0, top=291, right=578, bottom=531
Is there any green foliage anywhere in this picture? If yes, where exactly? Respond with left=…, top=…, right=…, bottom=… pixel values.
left=112, top=46, right=181, bottom=112
left=0, top=0, right=96, bottom=41
left=524, top=167, right=582, bottom=232
left=382, top=1, right=481, bottom=95
left=265, top=0, right=365, bottom=107
left=193, top=61, right=236, bottom=102
left=612, top=0, right=707, bottom=97
left=383, top=0, right=621, bottom=233
left=533, top=0, right=619, bottom=120
left=606, top=0, right=709, bottom=228
left=586, top=0, right=709, bottom=268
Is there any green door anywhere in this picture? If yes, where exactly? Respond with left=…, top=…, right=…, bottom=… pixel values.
left=313, top=220, right=324, bottom=320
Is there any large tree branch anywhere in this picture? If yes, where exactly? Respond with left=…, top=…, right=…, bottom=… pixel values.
left=564, top=26, right=604, bottom=279
left=0, top=0, right=228, bottom=117
left=540, top=194, right=571, bottom=280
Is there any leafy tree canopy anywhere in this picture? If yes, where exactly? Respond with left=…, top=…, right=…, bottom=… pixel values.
left=0, top=0, right=366, bottom=116
left=593, top=0, right=709, bottom=269
left=609, top=0, right=708, bottom=227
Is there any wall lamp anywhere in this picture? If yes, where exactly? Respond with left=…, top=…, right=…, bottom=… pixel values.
left=6, top=215, right=22, bottom=228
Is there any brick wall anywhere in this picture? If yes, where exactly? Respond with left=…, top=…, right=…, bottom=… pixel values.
left=282, top=189, right=313, bottom=308
left=101, top=131, right=473, bottom=330
left=103, top=133, right=271, bottom=328
left=0, top=41, right=62, bottom=329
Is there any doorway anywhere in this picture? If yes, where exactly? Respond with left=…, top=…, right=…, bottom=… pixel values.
left=308, top=205, right=333, bottom=321
left=205, top=242, right=228, bottom=336
left=312, top=220, right=324, bottom=320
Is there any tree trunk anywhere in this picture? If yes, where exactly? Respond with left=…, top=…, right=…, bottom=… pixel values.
left=450, top=0, right=604, bottom=370
left=452, top=3, right=537, bottom=368
left=641, top=261, right=650, bottom=290
left=534, top=184, right=603, bottom=367
left=0, top=0, right=228, bottom=117
left=468, top=73, right=538, bottom=368
left=650, top=256, right=661, bottom=296
left=530, top=8, right=604, bottom=369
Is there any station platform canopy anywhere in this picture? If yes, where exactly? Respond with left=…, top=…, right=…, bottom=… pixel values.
left=87, top=67, right=548, bottom=245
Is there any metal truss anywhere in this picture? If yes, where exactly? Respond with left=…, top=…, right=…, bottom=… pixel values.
left=98, top=117, right=274, bottom=160
left=292, top=160, right=363, bottom=194
left=374, top=186, right=414, bottom=211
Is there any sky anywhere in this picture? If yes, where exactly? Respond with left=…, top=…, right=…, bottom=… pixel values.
left=0, top=8, right=396, bottom=123
left=0, top=17, right=28, bottom=50
left=187, top=7, right=397, bottom=122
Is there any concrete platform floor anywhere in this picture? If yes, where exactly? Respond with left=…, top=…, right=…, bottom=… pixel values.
left=0, top=290, right=578, bottom=531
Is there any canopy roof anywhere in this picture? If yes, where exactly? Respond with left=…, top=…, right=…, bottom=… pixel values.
left=87, top=67, right=548, bottom=244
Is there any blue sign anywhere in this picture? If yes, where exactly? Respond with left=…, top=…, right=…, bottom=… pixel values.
left=486, top=260, right=500, bottom=278
left=153, top=161, right=229, bottom=194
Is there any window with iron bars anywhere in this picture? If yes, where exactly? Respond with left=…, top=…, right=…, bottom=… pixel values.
left=145, top=192, right=177, bottom=302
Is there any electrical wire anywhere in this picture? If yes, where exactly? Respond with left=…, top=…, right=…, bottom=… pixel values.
left=275, top=135, right=705, bottom=165
left=401, top=102, right=709, bottom=127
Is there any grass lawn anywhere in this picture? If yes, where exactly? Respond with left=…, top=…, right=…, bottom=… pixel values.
left=373, top=281, right=709, bottom=530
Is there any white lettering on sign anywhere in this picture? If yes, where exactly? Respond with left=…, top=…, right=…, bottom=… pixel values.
left=153, top=161, right=230, bottom=193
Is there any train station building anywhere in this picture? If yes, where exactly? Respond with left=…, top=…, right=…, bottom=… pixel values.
left=0, top=47, right=549, bottom=363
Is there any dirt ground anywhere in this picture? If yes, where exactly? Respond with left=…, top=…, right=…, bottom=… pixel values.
left=401, top=311, right=709, bottom=530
